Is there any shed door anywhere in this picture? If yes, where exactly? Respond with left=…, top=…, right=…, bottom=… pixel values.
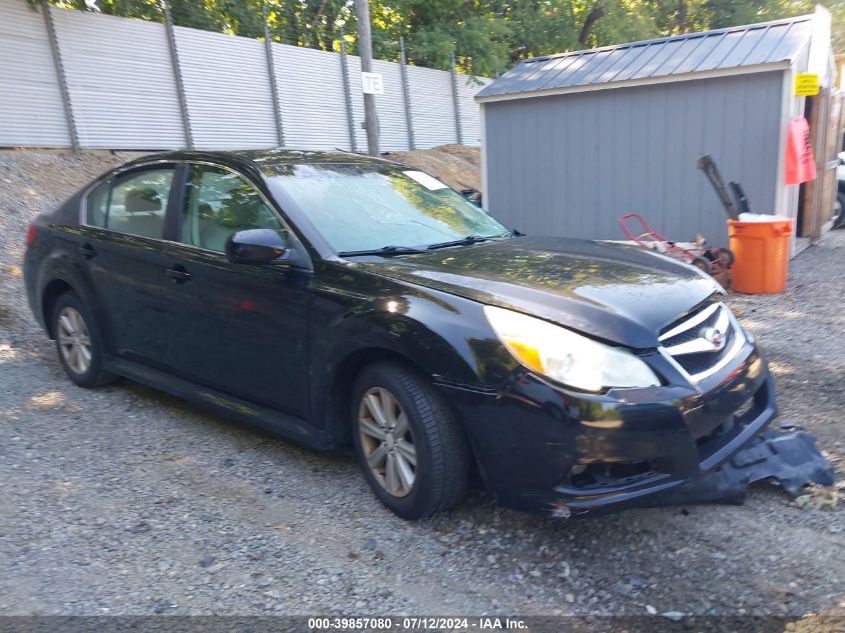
left=800, top=77, right=843, bottom=239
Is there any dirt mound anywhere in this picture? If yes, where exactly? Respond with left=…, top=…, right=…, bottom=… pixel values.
left=384, top=144, right=481, bottom=192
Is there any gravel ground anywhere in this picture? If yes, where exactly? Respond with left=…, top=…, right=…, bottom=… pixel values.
left=1, top=150, right=843, bottom=618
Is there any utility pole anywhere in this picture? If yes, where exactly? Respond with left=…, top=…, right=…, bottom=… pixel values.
left=354, top=0, right=380, bottom=156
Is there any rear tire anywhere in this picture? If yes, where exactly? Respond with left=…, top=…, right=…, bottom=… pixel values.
left=52, top=291, right=116, bottom=388
left=351, top=361, right=470, bottom=519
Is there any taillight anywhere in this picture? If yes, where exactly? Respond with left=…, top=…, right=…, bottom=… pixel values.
left=26, top=224, right=37, bottom=247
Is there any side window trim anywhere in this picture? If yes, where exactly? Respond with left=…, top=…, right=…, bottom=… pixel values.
left=164, top=163, right=189, bottom=243
left=104, top=180, right=113, bottom=228
left=79, top=159, right=313, bottom=270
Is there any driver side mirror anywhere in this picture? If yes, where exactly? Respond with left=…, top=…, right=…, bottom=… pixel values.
left=225, top=229, right=288, bottom=265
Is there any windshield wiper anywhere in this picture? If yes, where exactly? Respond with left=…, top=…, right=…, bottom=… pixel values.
left=338, top=245, right=427, bottom=258
left=426, top=233, right=511, bottom=251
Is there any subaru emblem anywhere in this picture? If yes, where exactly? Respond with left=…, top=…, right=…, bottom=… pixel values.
left=701, top=326, right=726, bottom=351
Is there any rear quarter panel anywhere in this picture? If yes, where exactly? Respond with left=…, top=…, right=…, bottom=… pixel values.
left=23, top=191, right=110, bottom=342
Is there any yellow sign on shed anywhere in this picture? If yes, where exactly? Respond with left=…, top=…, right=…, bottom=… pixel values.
left=795, top=73, right=820, bottom=96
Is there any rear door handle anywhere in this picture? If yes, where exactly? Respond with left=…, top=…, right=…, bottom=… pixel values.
left=165, top=266, right=192, bottom=283
left=78, top=244, right=97, bottom=259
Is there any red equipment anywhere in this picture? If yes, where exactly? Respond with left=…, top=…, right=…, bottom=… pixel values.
left=618, top=213, right=733, bottom=276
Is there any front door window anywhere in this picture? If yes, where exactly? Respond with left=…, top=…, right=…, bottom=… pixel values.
left=180, top=166, right=285, bottom=252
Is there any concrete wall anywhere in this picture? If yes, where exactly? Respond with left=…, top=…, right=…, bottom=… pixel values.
left=483, top=71, right=784, bottom=247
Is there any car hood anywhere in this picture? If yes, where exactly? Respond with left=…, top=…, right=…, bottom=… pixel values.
left=352, top=236, right=720, bottom=349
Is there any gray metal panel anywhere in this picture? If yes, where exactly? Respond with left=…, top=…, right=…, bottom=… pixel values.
left=717, top=24, right=771, bottom=67
left=371, top=59, right=410, bottom=151
left=632, top=37, right=688, bottom=78
left=176, top=26, right=277, bottom=149
left=0, top=2, right=488, bottom=152
left=528, top=53, right=581, bottom=91
left=0, top=1, right=69, bottom=147
left=766, top=20, right=814, bottom=62
left=274, top=44, right=353, bottom=151
left=406, top=65, right=457, bottom=148
left=343, top=55, right=369, bottom=152
left=557, top=51, right=604, bottom=87
left=609, top=43, right=664, bottom=82
left=52, top=8, right=184, bottom=149
left=477, top=15, right=812, bottom=98
left=484, top=71, right=783, bottom=247
left=458, top=75, right=489, bottom=146
left=486, top=55, right=549, bottom=95
left=669, top=34, right=724, bottom=74
left=578, top=46, right=631, bottom=84
left=695, top=31, right=745, bottom=72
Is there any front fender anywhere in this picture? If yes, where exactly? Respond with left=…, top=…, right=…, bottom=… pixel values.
left=308, top=264, right=518, bottom=433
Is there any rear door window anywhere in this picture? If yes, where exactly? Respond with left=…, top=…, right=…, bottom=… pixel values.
left=86, top=181, right=110, bottom=228
left=85, top=168, right=174, bottom=240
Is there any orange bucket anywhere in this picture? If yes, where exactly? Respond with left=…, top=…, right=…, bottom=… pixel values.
left=727, top=218, right=792, bottom=294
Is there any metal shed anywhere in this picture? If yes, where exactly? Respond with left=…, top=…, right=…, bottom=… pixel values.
left=477, top=9, right=840, bottom=256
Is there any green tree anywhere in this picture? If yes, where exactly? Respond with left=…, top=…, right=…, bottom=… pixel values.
left=33, top=0, right=845, bottom=75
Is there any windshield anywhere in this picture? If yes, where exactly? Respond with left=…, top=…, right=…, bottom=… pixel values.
left=269, top=163, right=508, bottom=253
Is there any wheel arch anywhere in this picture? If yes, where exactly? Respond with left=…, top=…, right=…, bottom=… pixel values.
left=41, top=278, right=75, bottom=339
left=37, top=252, right=109, bottom=347
left=322, top=347, right=429, bottom=446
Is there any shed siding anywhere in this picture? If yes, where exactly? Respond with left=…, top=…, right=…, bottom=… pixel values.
left=484, top=71, right=783, bottom=246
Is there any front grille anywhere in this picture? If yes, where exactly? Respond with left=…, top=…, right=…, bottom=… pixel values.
left=659, top=302, right=744, bottom=382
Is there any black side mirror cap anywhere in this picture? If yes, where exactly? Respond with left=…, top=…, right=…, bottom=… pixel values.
left=225, top=228, right=288, bottom=265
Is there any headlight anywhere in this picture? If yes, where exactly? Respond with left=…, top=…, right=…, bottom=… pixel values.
left=484, top=306, right=660, bottom=392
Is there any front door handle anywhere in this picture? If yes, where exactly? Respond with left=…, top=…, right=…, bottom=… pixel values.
left=165, top=265, right=192, bottom=283
left=78, top=244, right=97, bottom=259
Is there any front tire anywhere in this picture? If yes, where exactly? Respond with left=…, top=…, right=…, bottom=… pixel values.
left=351, top=362, right=470, bottom=519
left=52, top=291, right=115, bottom=388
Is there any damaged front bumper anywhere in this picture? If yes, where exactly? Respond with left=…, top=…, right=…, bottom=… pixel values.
left=640, top=429, right=835, bottom=508
left=438, top=344, right=834, bottom=517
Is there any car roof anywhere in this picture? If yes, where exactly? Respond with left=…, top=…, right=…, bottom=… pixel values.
left=120, top=148, right=401, bottom=178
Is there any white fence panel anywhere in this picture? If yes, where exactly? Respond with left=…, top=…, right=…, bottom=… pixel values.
left=371, top=59, right=410, bottom=151
left=176, top=27, right=277, bottom=149
left=0, top=2, right=487, bottom=153
left=53, top=8, right=184, bottom=149
left=275, top=44, right=352, bottom=151
left=0, top=2, right=68, bottom=147
left=458, top=75, right=489, bottom=146
left=406, top=65, right=457, bottom=148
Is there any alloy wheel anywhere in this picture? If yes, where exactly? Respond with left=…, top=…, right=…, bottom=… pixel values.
left=358, top=387, right=417, bottom=497
left=57, top=306, right=92, bottom=375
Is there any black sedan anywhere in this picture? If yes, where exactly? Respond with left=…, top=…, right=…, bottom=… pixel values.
left=24, top=150, right=776, bottom=519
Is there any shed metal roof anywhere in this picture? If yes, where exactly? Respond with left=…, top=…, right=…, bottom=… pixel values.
left=477, top=15, right=813, bottom=101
